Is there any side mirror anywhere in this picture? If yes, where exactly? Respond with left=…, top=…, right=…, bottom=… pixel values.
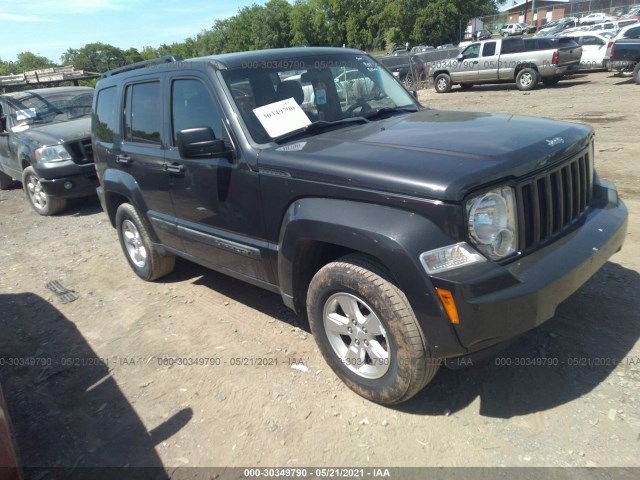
left=456, top=54, right=464, bottom=61
left=176, top=127, right=232, bottom=160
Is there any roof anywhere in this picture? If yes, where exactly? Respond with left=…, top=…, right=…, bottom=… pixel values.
left=500, top=0, right=569, bottom=12
left=188, top=47, right=366, bottom=70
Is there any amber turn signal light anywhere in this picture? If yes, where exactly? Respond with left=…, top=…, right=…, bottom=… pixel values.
left=435, top=288, right=460, bottom=324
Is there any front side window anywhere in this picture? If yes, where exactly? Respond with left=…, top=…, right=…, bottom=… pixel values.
left=171, top=79, right=223, bottom=145
left=463, top=44, right=481, bottom=59
left=124, top=81, right=161, bottom=145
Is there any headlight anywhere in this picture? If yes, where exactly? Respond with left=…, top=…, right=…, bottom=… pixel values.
left=467, top=186, right=518, bottom=260
left=35, top=145, right=72, bottom=163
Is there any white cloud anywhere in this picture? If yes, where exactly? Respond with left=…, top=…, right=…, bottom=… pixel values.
left=0, top=13, right=48, bottom=22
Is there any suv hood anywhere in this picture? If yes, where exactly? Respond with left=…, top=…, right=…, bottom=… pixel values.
left=16, top=117, right=91, bottom=146
left=259, top=109, right=592, bottom=202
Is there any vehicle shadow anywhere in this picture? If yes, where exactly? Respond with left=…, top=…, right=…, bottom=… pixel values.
left=451, top=79, right=591, bottom=93
left=59, top=195, right=103, bottom=217
left=161, top=258, right=306, bottom=331
left=397, top=261, right=640, bottom=418
left=0, top=292, right=191, bottom=478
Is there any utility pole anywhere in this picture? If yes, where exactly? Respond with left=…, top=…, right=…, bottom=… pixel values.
left=524, top=0, right=530, bottom=23
left=532, top=0, right=536, bottom=25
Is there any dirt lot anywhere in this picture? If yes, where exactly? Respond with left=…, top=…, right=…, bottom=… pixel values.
left=1, top=71, right=639, bottom=477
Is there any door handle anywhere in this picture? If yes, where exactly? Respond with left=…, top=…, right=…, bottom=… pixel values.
left=473, top=61, right=478, bottom=64
left=116, top=154, right=131, bottom=166
left=164, top=163, right=185, bottom=175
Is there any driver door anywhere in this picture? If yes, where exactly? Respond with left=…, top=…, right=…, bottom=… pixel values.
left=451, top=44, right=481, bottom=83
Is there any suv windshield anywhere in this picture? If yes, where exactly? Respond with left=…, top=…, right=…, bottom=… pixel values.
left=221, top=52, right=418, bottom=143
left=7, top=89, right=93, bottom=128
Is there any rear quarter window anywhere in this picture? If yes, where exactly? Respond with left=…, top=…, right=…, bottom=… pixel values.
left=94, top=86, right=118, bottom=143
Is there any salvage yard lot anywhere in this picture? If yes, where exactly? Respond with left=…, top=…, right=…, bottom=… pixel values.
left=0, top=70, right=639, bottom=472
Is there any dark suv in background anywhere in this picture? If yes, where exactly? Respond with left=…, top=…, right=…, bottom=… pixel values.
left=0, top=87, right=97, bottom=215
left=92, top=48, right=627, bottom=405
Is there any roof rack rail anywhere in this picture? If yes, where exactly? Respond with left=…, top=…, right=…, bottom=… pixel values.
left=101, top=55, right=183, bottom=78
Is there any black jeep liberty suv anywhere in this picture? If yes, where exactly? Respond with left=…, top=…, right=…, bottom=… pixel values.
left=92, top=48, right=627, bottom=405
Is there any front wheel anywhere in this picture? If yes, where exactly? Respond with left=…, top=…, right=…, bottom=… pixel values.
left=22, top=166, right=66, bottom=215
left=434, top=73, right=452, bottom=93
left=307, top=254, right=439, bottom=404
left=115, top=203, right=175, bottom=281
left=516, top=68, right=538, bottom=91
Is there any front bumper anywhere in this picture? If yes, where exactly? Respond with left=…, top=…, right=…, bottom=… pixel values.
left=430, top=179, right=627, bottom=355
left=35, top=164, right=98, bottom=199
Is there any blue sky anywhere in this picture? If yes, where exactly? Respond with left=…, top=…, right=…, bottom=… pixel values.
left=0, top=0, right=265, bottom=63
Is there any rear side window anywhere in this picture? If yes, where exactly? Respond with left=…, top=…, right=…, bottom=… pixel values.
left=582, top=36, right=605, bottom=46
left=94, top=86, right=118, bottom=143
left=482, top=42, right=497, bottom=57
left=501, top=38, right=525, bottom=54
left=124, top=81, right=161, bottom=145
left=624, top=26, right=640, bottom=38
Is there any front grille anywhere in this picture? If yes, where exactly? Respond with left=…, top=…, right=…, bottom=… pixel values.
left=67, top=139, right=94, bottom=164
left=517, top=149, right=593, bottom=252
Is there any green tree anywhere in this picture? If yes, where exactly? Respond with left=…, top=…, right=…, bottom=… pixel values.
left=60, top=43, right=127, bottom=72
left=15, top=52, right=54, bottom=71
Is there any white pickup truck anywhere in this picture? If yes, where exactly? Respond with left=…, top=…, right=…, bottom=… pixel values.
left=430, top=37, right=582, bottom=92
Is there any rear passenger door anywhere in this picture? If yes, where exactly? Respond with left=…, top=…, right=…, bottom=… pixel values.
left=478, top=41, right=500, bottom=80
left=117, top=75, right=183, bottom=250
left=165, top=74, right=269, bottom=282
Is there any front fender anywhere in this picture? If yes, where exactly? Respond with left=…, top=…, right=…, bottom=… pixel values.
left=278, top=197, right=466, bottom=358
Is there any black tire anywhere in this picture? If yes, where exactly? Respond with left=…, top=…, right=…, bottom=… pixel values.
left=401, top=73, right=415, bottom=89
left=542, top=76, right=561, bottom=86
left=633, top=62, right=640, bottom=85
left=0, top=170, right=15, bottom=190
left=434, top=73, right=452, bottom=93
left=516, top=68, right=537, bottom=91
left=22, top=166, right=66, bottom=215
left=115, top=203, right=175, bottom=281
left=459, top=83, right=473, bottom=90
left=306, top=254, right=438, bottom=405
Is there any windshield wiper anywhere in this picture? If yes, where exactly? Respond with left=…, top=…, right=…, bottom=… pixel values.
left=273, top=117, right=370, bottom=143
left=362, top=106, right=419, bottom=120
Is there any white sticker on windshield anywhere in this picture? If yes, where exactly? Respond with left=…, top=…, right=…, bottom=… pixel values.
left=253, top=98, right=311, bottom=138
left=16, top=108, right=36, bottom=121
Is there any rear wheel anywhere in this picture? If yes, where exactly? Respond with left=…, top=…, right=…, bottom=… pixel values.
left=633, top=62, right=640, bottom=84
left=115, top=203, right=175, bottom=281
left=22, top=166, right=66, bottom=215
left=307, top=254, right=439, bottom=405
left=516, top=68, right=537, bottom=91
left=434, top=73, right=452, bottom=93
